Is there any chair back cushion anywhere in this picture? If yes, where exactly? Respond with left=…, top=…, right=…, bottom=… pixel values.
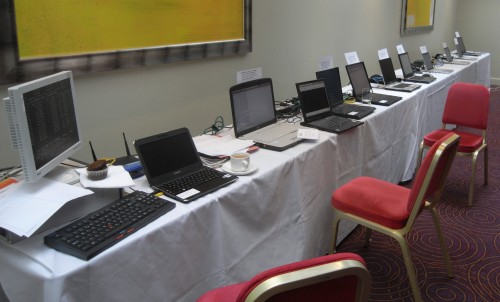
left=442, top=82, right=490, bottom=130
left=237, top=253, right=367, bottom=302
left=407, top=133, right=460, bottom=213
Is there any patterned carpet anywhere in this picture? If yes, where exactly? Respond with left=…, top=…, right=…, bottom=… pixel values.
left=336, top=85, right=500, bottom=301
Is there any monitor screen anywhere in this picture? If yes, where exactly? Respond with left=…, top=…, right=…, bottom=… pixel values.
left=422, top=52, right=434, bottom=70
left=4, top=71, right=82, bottom=182
left=456, top=36, right=467, bottom=53
left=229, top=79, right=276, bottom=137
left=345, top=62, right=371, bottom=98
left=379, top=58, right=397, bottom=84
left=398, top=52, right=414, bottom=77
left=315, top=67, right=344, bottom=106
left=444, top=47, right=453, bottom=62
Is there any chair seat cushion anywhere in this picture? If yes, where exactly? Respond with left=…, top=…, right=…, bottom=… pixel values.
left=197, top=282, right=246, bottom=302
left=332, top=176, right=411, bottom=229
left=423, top=129, right=483, bottom=153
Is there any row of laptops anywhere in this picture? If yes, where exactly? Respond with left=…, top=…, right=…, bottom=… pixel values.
left=134, top=48, right=465, bottom=204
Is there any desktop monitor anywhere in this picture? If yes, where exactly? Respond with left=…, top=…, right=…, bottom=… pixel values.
left=3, top=71, right=82, bottom=182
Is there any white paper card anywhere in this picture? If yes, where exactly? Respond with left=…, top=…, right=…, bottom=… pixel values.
left=378, top=48, right=390, bottom=60
left=420, top=46, right=428, bottom=54
left=344, top=51, right=360, bottom=65
left=443, top=42, right=448, bottom=48
left=454, top=38, right=459, bottom=45
left=297, top=128, right=319, bottom=140
left=455, top=31, right=460, bottom=37
left=396, top=44, right=405, bottom=54
left=318, top=55, right=334, bottom=71
left=237, top=67, right=262, bottom=84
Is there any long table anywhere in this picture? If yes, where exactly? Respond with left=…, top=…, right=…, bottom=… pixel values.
left=0, top=54, right=490, bottom=302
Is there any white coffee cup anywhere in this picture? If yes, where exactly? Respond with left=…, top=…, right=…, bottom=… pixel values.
left=230, top=152, right=250, bottom=172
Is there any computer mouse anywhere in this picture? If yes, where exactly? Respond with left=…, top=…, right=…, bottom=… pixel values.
left=422, top=73, right=431, bottom=77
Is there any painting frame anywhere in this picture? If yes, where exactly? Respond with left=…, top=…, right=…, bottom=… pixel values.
left=400, top=0, right=436, bottom=35
left=0, top=0, right=252, bottom=84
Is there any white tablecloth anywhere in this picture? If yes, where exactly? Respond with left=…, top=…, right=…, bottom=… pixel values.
left=0, top=54, right=490, bottom=302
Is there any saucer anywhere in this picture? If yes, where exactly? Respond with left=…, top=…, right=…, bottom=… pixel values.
left=222, top=162, right=258, bottom=176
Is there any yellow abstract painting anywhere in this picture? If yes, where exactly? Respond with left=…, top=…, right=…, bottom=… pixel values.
left=14, top=0, right=244, bottom=60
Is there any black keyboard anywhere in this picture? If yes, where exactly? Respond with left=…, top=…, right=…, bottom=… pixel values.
left=157, top=167, right=222, bottom=195
left=44, top=191, right=175, bottom=260
left=308, top=115, right=362, bottom=133
left=332, top=103, right=374, bottom=119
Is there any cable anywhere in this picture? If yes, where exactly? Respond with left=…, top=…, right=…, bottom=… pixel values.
left=203, top=116, right=227, bottom=135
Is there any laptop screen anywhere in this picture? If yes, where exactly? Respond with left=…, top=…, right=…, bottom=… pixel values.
left=135, top=128, right=201, bottom=182
left=398, top=52, right=414, bottom=78
left=379, top=58, right=397, bottom=84
left=230, top=79, right=276, bottom=137
left=444, top=47, right=453, bottom=62
left=345, top=62, right=371, bottom=98
left=296, top=80, right=331, bottom=118
left=422, top=52, right=434, bottom=70
left=315, top=67, right=344, bottom=107
left=456, top=36, right=467, bottom=53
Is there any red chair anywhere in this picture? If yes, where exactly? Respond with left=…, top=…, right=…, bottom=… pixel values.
left=417, top=82, right=490, bottom=206
left=197, top=253, right=371, bottom=302
left=330, top=133, right=460, bottom=302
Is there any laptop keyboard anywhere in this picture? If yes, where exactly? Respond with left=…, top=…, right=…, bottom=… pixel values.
left=309, top=115, right=355, bottom=130
left=251, top=122, right=298, bottom=143
left=157, top=167, right=224, bottom=195
left=44, top=191, right=176, bottom=260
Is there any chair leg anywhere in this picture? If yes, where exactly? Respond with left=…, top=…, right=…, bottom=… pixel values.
left=416, top=141, right=424, bottom=171
left=428, top=207, right=454, bottom=278
left=394, top=235, right=423, bottom=302
left=468, top=151, right=480, bottom=207
left=484, top=146, right=488, bottom=185
left=330, top=215, right=341, bottom=254
left=364, top=228, right=372, bottom=248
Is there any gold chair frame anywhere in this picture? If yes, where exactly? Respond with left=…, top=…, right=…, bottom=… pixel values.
left=245, top=259, right=371, bottom=302
left=330, top=134, right=460, bottom=302
left=418, top=128, right=488, bottom=206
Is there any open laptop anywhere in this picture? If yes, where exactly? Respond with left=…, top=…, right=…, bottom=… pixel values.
left=456, top=36, right=481, bottom=57
left=378, top=57, right=421, bottom=92
left=229, top=78, right=303, bottom=151
left=134, top=127, right=238, bottom=203
left=398, top=52, right=436, bottom=84
left=295, top=79, right=363, bottom=134
left=443, top=46, right=469, bottom=65
left=454, top=42, right=478, bottom=61
left=345, top=62, right=402, bottom=106
left=421, top=52, right=453, bottom=74
left=315, top=67, right=375, bottom=119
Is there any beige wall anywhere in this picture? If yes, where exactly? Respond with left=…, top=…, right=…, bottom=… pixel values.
left=457, top=0, right=500, bottom=85
left=0, top=0, right=462, bottom=167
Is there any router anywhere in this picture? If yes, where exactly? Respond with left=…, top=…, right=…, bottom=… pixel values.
left=89, top=133, right=144, bottom=179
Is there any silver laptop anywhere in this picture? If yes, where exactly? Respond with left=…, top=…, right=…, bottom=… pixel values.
left=422, top=52, right=453, bottom=74
left=378, top=57, right=421, bottom=92
left=229, top=78, right=303, bottom=151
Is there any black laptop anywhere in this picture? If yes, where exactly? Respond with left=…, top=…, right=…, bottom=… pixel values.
left=456, top=36, right=481, bottom=57
left=345, top=62, right=402, bottom=106
left=296, top=79, right=363, bottom=134
left=398, top=52, right=436, bottom=84
left=134, top=128, right=238, bottom=203
left=229, top=78, right=303, bottom=151
left=378, top=58, right=421, bottom=92
left=443, top=46, right=469, bottom=65
left=315, top=67, right=375, bottom=119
